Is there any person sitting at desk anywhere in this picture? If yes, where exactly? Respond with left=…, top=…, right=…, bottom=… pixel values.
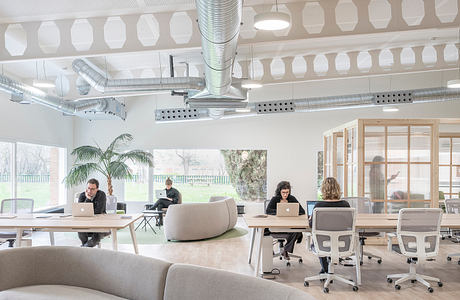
left=150, top=177, right=180, bottom=210
left=78, top=178, right=107, bottom=247
left=265, top=181, right=305, bottom=259
left=309, top=177, right=350, bottom=274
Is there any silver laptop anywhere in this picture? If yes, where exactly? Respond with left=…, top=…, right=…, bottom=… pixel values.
left=276, top=203, right=299, bottom=217
left=155, top=189, right=167, bottom=199
left=72, top=203, right=95, bottom=217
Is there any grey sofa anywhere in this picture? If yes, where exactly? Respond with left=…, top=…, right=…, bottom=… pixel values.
left=164, top=197, right=237, bottom=241
left=0, top=246, right=313, bottom=300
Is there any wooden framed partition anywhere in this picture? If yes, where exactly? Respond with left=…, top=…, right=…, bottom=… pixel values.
left=324, top=119, right=444, bottom=213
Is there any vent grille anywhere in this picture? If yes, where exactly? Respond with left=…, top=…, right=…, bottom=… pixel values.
left=373, top=91, right=413, bottom=105
left=256, top=100, right=295, bottom=114
left=155, top=108, right=200, bottom=121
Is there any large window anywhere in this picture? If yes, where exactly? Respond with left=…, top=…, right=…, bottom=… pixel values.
left=0, top=141, right=67, bottom=210
left=439, top=136, right=460, bottom=199
left=152, top=149, right=267, bottom=203
left=124, top=158, right=149, bottom=202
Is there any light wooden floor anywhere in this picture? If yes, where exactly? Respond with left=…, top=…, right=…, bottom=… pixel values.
left=5, top=218, right=460, bottom=300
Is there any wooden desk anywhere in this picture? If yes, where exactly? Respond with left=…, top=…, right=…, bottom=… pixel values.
left=244, top=214, right=460, bottom=283
left=0, top=213, right=143, bottom=254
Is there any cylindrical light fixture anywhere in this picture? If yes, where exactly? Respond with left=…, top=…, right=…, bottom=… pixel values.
left=254, top=11, right=290, bottom=31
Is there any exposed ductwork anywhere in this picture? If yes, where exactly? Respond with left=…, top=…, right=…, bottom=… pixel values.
left=155, top=87, right=460, bottom=122
left=193, top=0, right=243, bottom=98
left=0, top=73, right=126, bottom=120
left=72, top=59, right=205, bottom=93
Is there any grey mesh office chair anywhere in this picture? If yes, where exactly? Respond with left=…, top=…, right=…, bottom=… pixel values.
left=0, top=198, right=34, bottom=247
left=445, top=199, right=460, bottom=264
left=386, top=208, right=443, bottom=293
left=304, top=207, right=358, bottom=293
left=264, top=199, right=303, bottom=267
left=343, top=197, right=382, bottom=265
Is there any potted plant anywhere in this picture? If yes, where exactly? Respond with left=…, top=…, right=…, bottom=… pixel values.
left=65, top=133, right=153, bottom=205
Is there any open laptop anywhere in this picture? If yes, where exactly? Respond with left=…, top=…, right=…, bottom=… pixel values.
left=276, top=203, right=299, bottom=217
left=155, top=189, right=167, bottom=199
left=306, top=200, right=320, bottom=218
left=72, top=203, right=95, bottom=217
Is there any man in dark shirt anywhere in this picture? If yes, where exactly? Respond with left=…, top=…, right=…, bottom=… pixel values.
left=78, top=178, right=107, bottom=247
left=150, top=178, right=180, bottom=210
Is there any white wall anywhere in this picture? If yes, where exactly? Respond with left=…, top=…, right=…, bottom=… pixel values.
left=73, top=71, right=460, bottom=203
left=0, top=92, right=74, bottom=206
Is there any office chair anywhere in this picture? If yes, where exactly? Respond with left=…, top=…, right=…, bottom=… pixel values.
left=263, top=200, right=303, bottom=267
left=0, top=198, right=34, bottom=247
left=386, top=208, right=443, bottom=293
left=445, top=199, right=460, bottom=264
left=343, top=197, right=382, bottom=265
left=304, top=207, right=358, bottom=293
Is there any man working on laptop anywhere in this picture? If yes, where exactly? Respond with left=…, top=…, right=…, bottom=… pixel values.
left=78, top=178, right=107, bottom=247
left=148, top=178, right=180, bottom=225
left=265, top=181, right=305, bottom=259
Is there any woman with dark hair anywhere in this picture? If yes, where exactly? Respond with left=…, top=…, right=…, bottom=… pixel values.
left=265, top=181, right=305, bottom=258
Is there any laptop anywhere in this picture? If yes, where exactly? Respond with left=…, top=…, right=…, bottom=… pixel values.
left=155, top=189, right=167, bottom=199
left=276, top=203, right=299, bottom=217
left=306, top=200, right=320, bottom=218
left=72, top=203, right=95, bottom=217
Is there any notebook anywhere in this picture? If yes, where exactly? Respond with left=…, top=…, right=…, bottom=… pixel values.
left=276, top=203, right=299, bottom=217
left=72, top=203, right=95, bottom=217
left=155, top=189, right=167, bottom=199
left=306, top=200, right=320, bottom=218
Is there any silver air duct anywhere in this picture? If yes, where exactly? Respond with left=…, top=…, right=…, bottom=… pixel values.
left=72, top=59, right=205, bottom=93
left=0, top=73, right=126, bottom=120
left=194, top=0, right=243, bottom=98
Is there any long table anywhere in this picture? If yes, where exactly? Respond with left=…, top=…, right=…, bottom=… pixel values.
left=0, top=213, right=143, bottom=254
left=244, top=213, right=460, bottom=284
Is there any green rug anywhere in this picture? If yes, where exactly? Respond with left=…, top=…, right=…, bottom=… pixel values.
left=99, top=222, right=248, bottom=245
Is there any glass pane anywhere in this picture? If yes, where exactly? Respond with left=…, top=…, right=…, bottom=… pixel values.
left=327, top=136, right=332, bottom=166
left=365, top=126, right=385, bottom=162
left=0, top=142, right=12, bottom=201
left=453, top=138, right=460, bottom=165
left=347, top=129, right=352, bottom=163
left=387, top=201, right=408, bottom=214
left=124, top=159, right=149, bottom=202
left=408, top=201, right=429, bottom=208
left=17, top=143, right=67, bottom=209
left=410, top=164, right=430, bottom=201
left=352, top=163, right=358, bottom=196
left=336, top=136, right=343, bottom=164
left=388, top=126, right=408, bottom=162
left=337, top=165, right=344, bottom=193
left=387, top=164, right=408, bottom=201
left=351, top=128, right=357, bottom=163
left=439, top=166, right=450, bottom=195
left=347, top=162, right=352, bottom=197
left=410, top=126, right=431, bottom=162
left=366, top=163, right=385, bottom=202
left=439, top=138, right=451, bottom=165
left=452, top=166, right=460, bottom=198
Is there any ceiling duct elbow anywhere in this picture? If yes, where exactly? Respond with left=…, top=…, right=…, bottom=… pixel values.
left=72, top=59, right=205, bottom=93
left=196, top=0, right=242, bottom=96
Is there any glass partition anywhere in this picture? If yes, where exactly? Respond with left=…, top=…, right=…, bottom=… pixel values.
left=439, top=136, right=460, bottom=199
left=0, top=142, right=12, bottom=200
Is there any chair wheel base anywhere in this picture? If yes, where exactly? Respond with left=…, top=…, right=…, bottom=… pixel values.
left=438, top=282, right=443, bottom=287
left=286, top=262, right=291, bottom=267
left=377, top=259, right=382, bottom=264
left=395, top=284, right=401, bottom=290
left=387, top=278, right=393, bottom=283
left=304, top=281, right=309, bottom=287
left=428, top=287, right=434, bottom=293
left=411, top=279, right=416, bottom=283
left=353, top=286, right=358, bottom=292
left=299, top=258, right=303, bottom=264
left=323, top=287, right=329, bottom=293
left=447, top=256, right=452, bottom=261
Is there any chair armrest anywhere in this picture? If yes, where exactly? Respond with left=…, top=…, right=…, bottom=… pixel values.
left=387, top=233, right=396, bottom=252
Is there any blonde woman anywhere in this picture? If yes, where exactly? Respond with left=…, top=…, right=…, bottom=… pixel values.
left=309, top=177, right=350, bottom=274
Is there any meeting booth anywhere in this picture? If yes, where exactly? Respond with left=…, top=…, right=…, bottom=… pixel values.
left=323, top=118, right=460, bottom=214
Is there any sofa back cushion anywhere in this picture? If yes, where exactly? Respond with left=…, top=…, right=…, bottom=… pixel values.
left=163, top=264, right=314, bottom=300
left=0, top=246, right=171, bottom=300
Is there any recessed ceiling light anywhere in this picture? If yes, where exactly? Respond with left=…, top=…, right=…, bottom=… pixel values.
left=382, top=106, right=399, bottom=112
left=33, top=79, right=55, bottom=88
left=447, top=79, right=460, bottom=89
left=241, top=79, right=263, bottom=89
left=254, top=12, right=290, bottom=31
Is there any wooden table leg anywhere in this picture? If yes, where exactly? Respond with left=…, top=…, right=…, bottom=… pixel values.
left=129, top=223, right=139, bottom=254
left=254, top=228, right=263, bottom=277
left=15, top=228, right=23, bottom=248
left=111, top=229, right=118, bottom=251
left=248, top=228, right=255, bottom=264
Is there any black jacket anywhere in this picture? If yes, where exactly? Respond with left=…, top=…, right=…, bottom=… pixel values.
left=166, top=187, right=180, bottom=204
left=265, top=194, right=306, bottom=215
left=78, top=190, right=107, bottom=214
left=308, top=200, right=350, bottom=228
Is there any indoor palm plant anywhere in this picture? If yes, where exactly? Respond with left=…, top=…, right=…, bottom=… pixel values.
left=65, top=133, right=153, bottom=196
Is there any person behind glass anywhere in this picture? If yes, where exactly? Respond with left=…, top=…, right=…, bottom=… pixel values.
left=151, top=177, right=180, bottom=211
left=265, top=181, right=305, bottom=259
left=369, top=156, right=399, bottom=213
left=309, top=177, right=350, bottom=274
left=78, top=178, right=107, bottom=247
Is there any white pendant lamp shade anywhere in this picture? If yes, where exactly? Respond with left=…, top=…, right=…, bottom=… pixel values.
left=254, top=11, right=290, bottom=31
left=447, top=79, right=460, bottom=89
left=241, top=79, right=263, bottom=89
